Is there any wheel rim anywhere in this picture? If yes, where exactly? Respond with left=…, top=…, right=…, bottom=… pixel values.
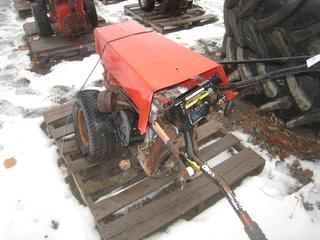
left=78, top=109, right=89, bottom=146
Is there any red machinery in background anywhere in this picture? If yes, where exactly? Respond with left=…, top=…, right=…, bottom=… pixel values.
left=31, top=0, right=98, bottom=37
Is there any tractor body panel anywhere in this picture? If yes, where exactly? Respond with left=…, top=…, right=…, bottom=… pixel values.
left=48, top=0, right=90, bottom=37
left=95, top=21, right=231, bottom=134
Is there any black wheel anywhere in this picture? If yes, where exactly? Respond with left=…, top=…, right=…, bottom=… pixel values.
left=72, top=90, right=115, bottom=162
left=223, top=0, right=320, bottom=127
left=31, top=2, right=53, bottom=37
left=139, top=0, right=155, bottom=11
left=36, top=0, right=46, bottom=10
left=84, top=0, right=98, bottom=27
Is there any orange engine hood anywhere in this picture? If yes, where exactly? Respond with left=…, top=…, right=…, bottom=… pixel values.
left=94, top=21, right=230, bottom=134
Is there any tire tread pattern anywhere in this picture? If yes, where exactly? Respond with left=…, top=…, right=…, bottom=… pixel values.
left=73, top=90, right=115, bottom=162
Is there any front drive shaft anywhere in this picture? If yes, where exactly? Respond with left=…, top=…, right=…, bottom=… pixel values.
left=151, top=121, right=267, bottom=240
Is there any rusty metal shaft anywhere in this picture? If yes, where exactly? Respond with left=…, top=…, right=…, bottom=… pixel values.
left=151, top=122, right=190, bottom=180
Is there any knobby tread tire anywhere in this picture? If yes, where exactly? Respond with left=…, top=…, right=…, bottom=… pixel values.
left=223, top=0, right=320, bottom=125
left=139, top=0, right=155, bottom=11
left=31, top=2, right=53, bottom=37
left=84, top=0, right=98, bottom=27
left=72, top=90, right=115, bottom=162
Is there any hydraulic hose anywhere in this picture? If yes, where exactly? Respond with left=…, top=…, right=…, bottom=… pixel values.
left=218, top=63, right=319, bottom=90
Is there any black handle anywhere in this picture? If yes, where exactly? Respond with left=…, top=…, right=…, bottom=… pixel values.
left=244, top=222, right=268, bottom=240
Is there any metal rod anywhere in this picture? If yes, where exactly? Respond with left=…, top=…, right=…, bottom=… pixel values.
left=219, top=63, right=319, bottom=90
left=219, top=55, right=312, bottom=65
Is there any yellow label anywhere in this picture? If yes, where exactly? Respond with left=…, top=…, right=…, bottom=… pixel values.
left=185, top=91, right=209, bottom=109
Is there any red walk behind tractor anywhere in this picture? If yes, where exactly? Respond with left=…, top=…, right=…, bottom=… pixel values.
left=72, top=21, right=267, bottom=240
left=31, top=0, right=98, bottom=37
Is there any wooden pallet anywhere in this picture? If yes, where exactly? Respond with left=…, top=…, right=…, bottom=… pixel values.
left=13, top=0, right=32, bottom=19
left=99, top=0, right=126, bottom=5
left=43, top=101, right=265, bottom=240
left=23, top=16, right=106, bottom=67
left=12, top=0, right=124, bottom=18
left=124, top=4, right=218, bottom=33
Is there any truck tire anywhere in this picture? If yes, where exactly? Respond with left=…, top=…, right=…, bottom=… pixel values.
left=73, top=90, right=115, bottom=162
left=84, top=0, right=98, bottom=27
left=223, top=0, right=320, bottom=127
left=139, top=0, right=155, bottom=11
left=31, top=2, right=53, bottom=37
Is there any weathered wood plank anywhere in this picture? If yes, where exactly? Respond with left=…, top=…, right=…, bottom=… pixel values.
left=92, top=176, right=175, bottom=221
left=43, top=102, right=73, bottom=124
left=59, top=139, right=78, bottom=154
left=52, top=123, right=74, bottom=139
left=101, top=152, right=264, bottom=240
left=23, top=18, right=105, bottom=67
left=99, top=0, right=126, bottom=5
left=83, top=167, right=140, bottom=195
left=13, top=0, right=32, bottom=19
left=124, top=3, right=217, bottom=33
left=200, top=134, right=240, bottom=161
left=197, top=120, right=222, bottom=140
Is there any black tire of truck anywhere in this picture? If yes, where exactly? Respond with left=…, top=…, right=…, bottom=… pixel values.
left=31, top=2, right=53, bottom=37
left=72, top=90, right=115, bottom=162
left=139, top=0, right=155, bottom=11
left=223, top=0, right=320, bottom=128
left=84, top=0, right=98, bottom=27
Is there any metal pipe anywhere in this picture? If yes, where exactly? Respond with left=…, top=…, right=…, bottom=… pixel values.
left=219, top=55, right=312, bottom=65
left=218, top=63, right=319, bottom=90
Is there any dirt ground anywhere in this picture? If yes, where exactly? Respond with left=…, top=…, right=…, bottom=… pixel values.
left=218, top=97, right=320, bottom=160
left=214, top=96, right=319, bottom=188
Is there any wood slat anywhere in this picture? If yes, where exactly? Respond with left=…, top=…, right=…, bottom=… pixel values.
left=43, top=102, right=72, bottom=121
left=200, top=134, right=239, bottom=161
left=159, top=14, right=216, bottom=26
left=58, top=139, right=78, bottom=154
left=101, top=148, right=264, bottom=239
left=92, top=176, right=175, bottom=221
left=150, top=9, right=205, bottom=24
left=83, top=168, right=140, bottom=195
left=52, top=123, right=74, bottom=139
left=67, top=158, right=95, bottom=172
left=13, top=0, right=32, bottom=18
left=124, top=4, right=216, bottom=33
left=197, top=120, right=222, bottom=140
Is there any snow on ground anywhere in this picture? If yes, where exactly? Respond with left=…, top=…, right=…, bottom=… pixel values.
left=0, top=0, right=319, bottom=240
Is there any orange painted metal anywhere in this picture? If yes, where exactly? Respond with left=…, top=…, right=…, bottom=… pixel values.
left=95, top=21, right=232, bottom=134
left=78, top=109, right=89, bottom=146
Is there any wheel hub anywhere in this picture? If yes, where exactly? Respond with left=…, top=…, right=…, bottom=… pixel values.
left=78, top=108, right=89, bottom=146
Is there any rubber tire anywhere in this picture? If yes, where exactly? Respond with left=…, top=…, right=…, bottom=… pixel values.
left=31, top=2, right=53, bottom=37
left=36, top=0, right=46, bottom=10
left=223, top=0, right=320, bottom=122
left=139, top=0, right=155, bottom=11
left=72, top=90, right=115, bottom=162
left=84, top=0, right=98, bottom=27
